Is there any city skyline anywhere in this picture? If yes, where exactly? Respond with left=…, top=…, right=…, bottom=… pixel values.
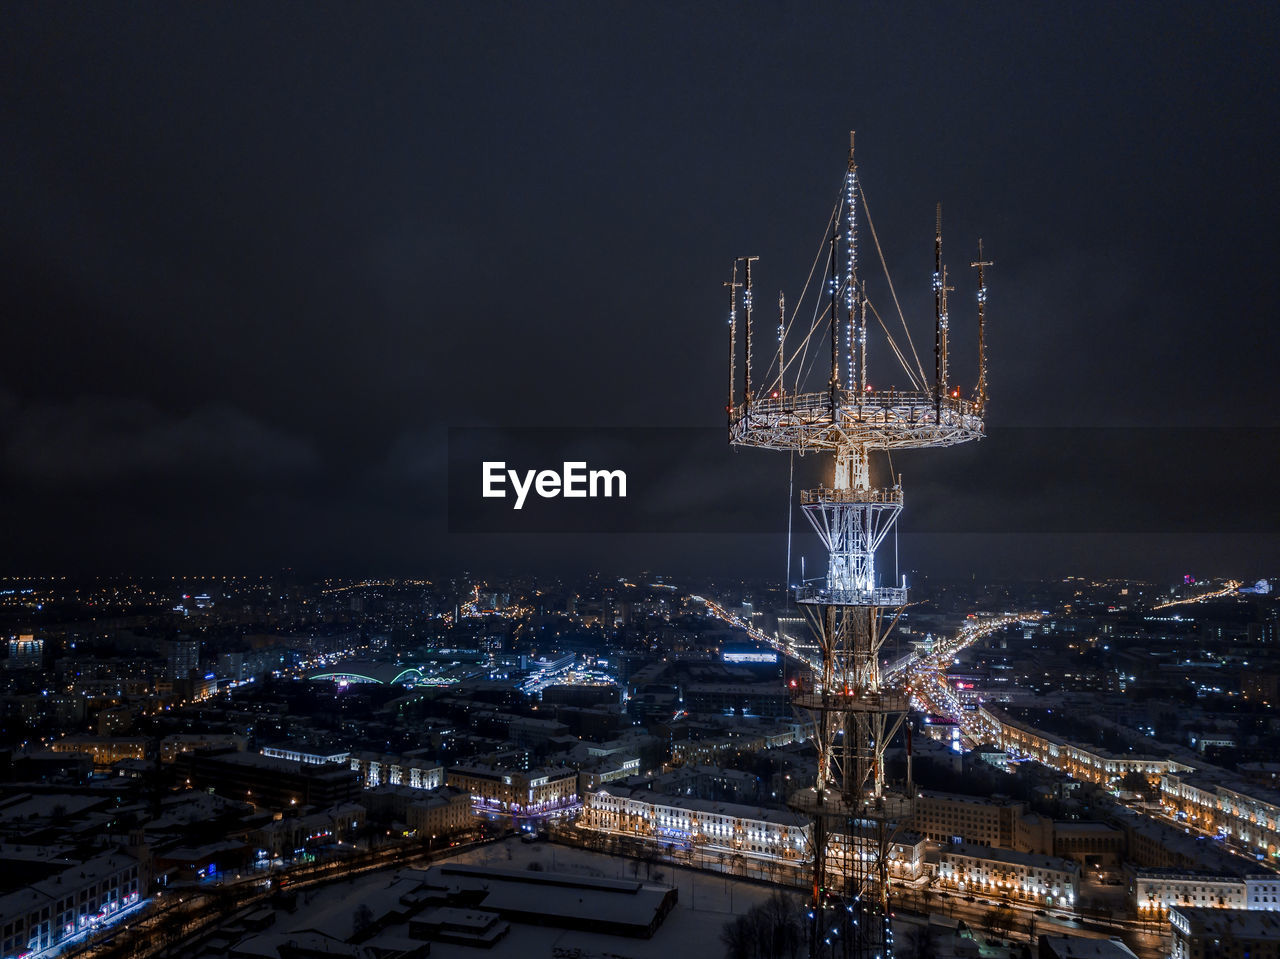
left=3, top=7, right=1279, bottom=958
left=1, top=568, right=1276, bottom=959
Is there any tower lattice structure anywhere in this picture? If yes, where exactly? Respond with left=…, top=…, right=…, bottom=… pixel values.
left=723, top=134, right=989, bottom=959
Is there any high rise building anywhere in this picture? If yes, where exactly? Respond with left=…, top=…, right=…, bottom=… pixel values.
left=166, top=637, right=200, bottom=681
left=7, top=634, right=43, bottom=668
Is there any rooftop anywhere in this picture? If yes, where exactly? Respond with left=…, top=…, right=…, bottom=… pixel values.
left=943, top=842, right=1079, bottom=874
left=1171, top=906, right=1280, bottom=940
left=1040, top=935, right=1139, bottom=959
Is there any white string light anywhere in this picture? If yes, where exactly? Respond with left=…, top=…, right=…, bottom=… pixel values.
left=845, top=168, right=858, bottom=390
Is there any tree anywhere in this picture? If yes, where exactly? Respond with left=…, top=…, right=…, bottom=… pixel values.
left=983, top=903, right=1015, bottom=937
left=644, top=849, right=659, bottom=878
left=913, top=923, right=939, bottom=959
left=1120, top=770, right=1154, bottom=798
left=921, top=885, right=935, bottom=915
left=351, top=903, right=374, bottom=940
left=718, top=890, right=804, bottom=959
left=720, top=915, right=754, bottom=959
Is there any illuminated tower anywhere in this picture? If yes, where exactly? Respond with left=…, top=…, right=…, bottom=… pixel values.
left=723, top=134, right=989, bottom=959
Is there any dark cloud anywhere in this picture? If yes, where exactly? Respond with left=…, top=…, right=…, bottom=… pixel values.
left=4, top=396, right=316, bottom=485
left=1, top=2, right=1277, bottom=577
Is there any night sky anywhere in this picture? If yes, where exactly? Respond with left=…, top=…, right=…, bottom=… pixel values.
left=3, top=3, right=1277, bottom=581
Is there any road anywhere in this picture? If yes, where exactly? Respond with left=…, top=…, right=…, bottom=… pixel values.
left=896, top=885, right=1169, bottom=959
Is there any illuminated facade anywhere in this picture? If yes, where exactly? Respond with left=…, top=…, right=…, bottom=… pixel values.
left=582, top=787, right=809, bottom=862
left=260, top=745, right=349, bottom=765
left=406, top=786, right=474, bottom=840
left=1134, top=872, right=1255, bottom=917
left=936, top=842, right=1077, bottom=906
left=349, top=751, right=444, bottom=790
left=446, top=764, right=577, bottom=819
left=984, top=706, right=1185, bottom=785
left=1162, top=771, right=1280, bottom=861
left=7, top=634, right=42, bottom=668
left=165, top=638, right=200, bottom=681
left=580, top=787, right=926, bottom=882
left=50, top=735, right=148, bottom=769
left=0, top=851, right=145, bottom=958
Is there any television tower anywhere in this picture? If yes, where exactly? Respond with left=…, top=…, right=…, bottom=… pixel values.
left=724, top=133, right=989, bottom=959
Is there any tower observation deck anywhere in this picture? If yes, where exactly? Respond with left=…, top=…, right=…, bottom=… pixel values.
left=722, top=134, right=990, bottom=959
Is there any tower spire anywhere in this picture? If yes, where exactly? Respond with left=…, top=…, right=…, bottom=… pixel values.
left=725, top=263, right=741, bottom=420
left=744, top=255, right=759, bottom=410
left=829, top=219, right=840, bottom=419
left=721, top=138, right=988, bottom=959
left=778, top=290, right=786, bottom=396
left=971, top=239, right=993, bottom=410
left=934, top=203, right=944, bottom=420
left=845, top=131, right=859, bottom=393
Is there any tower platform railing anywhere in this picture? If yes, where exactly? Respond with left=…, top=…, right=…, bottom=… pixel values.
left=800, top=486, right=903, bottom=506
left=796, top=585, right=908, bottom=607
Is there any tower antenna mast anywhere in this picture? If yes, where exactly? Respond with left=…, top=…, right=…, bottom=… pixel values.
left=941, top=265, right=952, bottom=398
left=722, top=136, right=987, bottom=959
left=858, top=282, right=868, bottom=398
left=725, top=263, right=741, bottom=418
left=778, top=290, right=787, bottom=396
left=845, top=131, right=859, bottom=394
left=972, top=240, right=993, bottom=410
left=828, top=220, right=840, bottom=419
left=934, top=204, right=944, bottom=420
left=744, top=255, right=759, bottom=411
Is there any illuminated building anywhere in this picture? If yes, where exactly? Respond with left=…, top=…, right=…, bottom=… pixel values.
left=164, top=637, right=199, bottom=681
left=0, top=851, right=145, bottom=958
left=580, top=787, right=927, bottom=882
left=1161, top=770, right=1280, bottom=861
left=445, top=764, right=578, bottom=820
left=984, top=705, right=1186, bottom=785
left=6, top=634, right=42, bottom=668
left=582, top=786, right=808, bottom=862
left=261, top=744, right=350, bottom=765
left=348, top=751, right=444, bottom=790
left=1169, top=907, right=1280, bottom=959
left=936, top=842, right=1077, bottom=906
left=405, top=787, right=474, bottom=840
left=307, top=663, right=426, bottom=686
left=49, top=735, right=148, bottom=770
left=721, top=648, right=780, bottom=665
left=1134, top=872, right=1254, bottom=916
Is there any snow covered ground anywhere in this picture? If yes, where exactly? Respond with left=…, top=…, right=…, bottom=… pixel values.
left=269, top=836, right=789, bottom=959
